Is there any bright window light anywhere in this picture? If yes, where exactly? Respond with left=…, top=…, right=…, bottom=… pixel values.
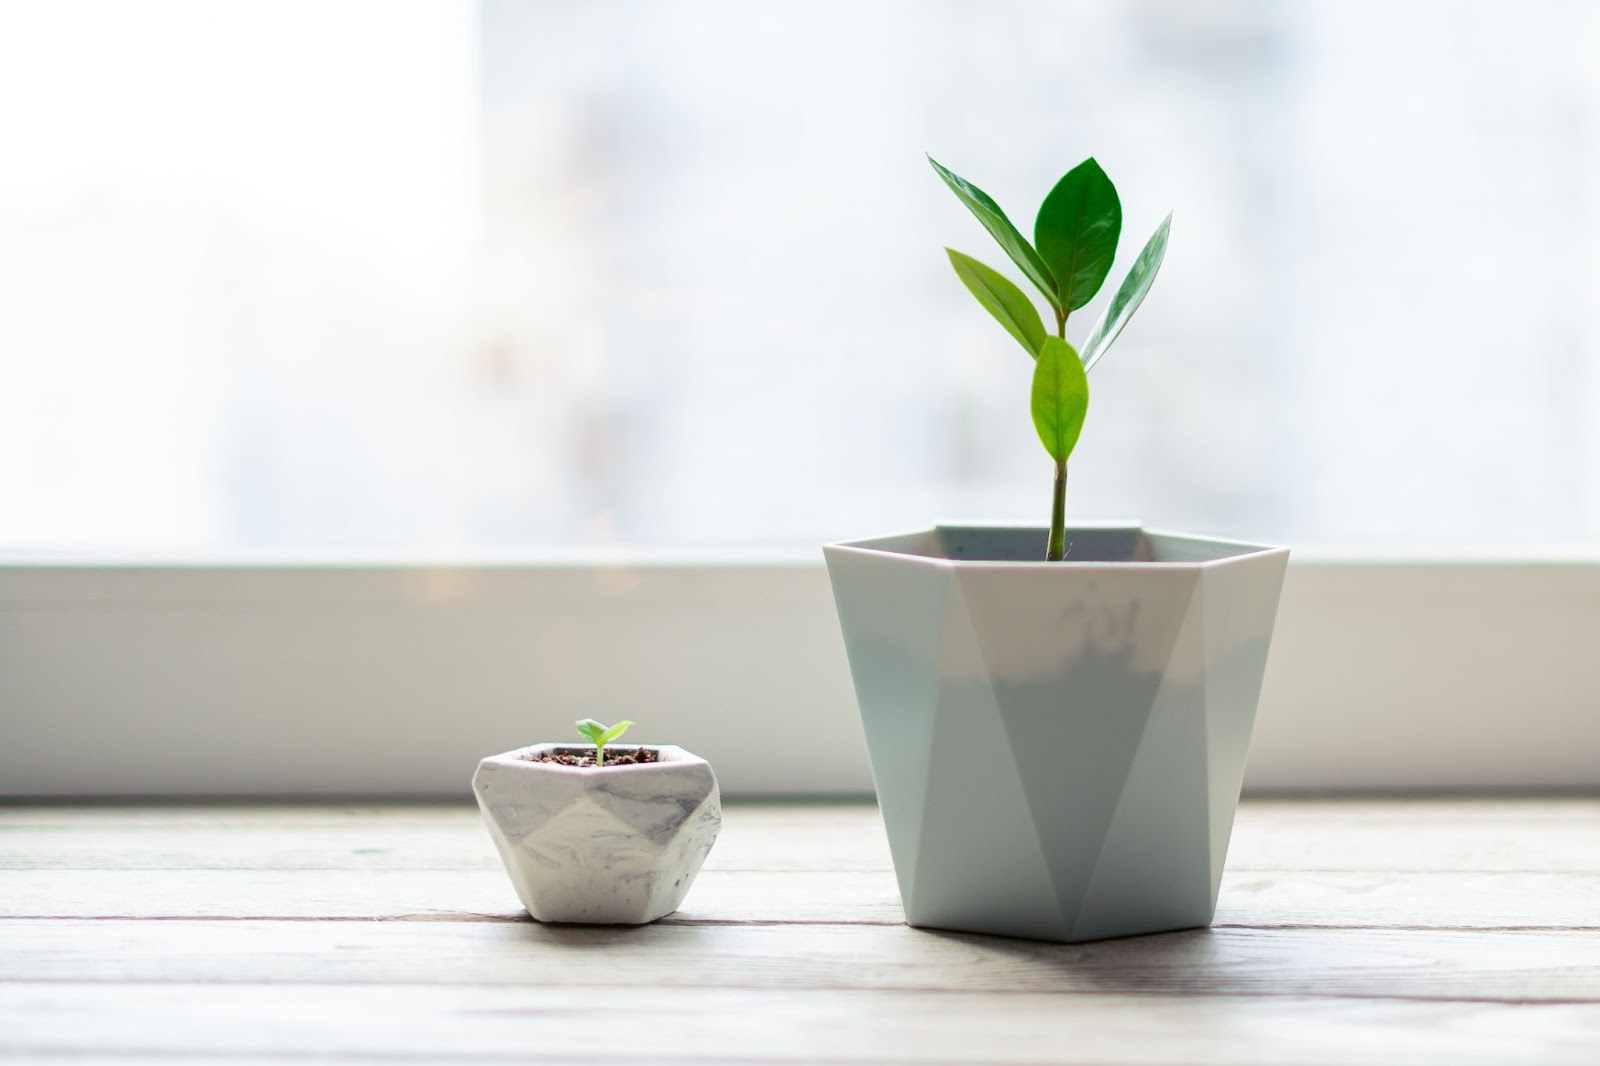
left=0, top=0, right=1596, bottom=550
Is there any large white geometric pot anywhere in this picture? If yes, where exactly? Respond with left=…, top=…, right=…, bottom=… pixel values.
left=472, top=744, right=720, bottom=924
left=824, top=525, right=1289, bottom=943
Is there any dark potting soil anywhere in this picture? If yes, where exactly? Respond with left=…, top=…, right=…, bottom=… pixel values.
left=525, top=747, right=661, bottom=768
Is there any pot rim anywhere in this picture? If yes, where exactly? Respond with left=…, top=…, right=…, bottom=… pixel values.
left=477, top=743, right=709, bottom=776
left=824, top=522, right=1287, bottom=569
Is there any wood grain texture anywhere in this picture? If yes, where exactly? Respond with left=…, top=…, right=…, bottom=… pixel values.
left=4, top=868, right=1600, bottom=930
left=1, top=798, right=1598, bottom=1064
left=5, top=985, right=1600, bottom=1066
left=7, top=919, right=1600, bottom=1002
left=0, top=802, right=892, bottom=872
left=6, top=798, right=1598, bottom=871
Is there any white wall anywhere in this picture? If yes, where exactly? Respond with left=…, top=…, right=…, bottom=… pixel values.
left=3, top=556, right=1597, bottom=796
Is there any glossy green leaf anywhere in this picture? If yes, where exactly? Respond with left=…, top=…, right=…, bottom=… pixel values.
left=946, top=249, right=1046, bottom=358
left=1030, top=336, right=1090, bottom=463
left=574, top=719, right=606, bottom=745
left=928, top=155, right=1059, bottom=307
left=1034, top=158, right=1121, bottom=313
left=1080, top=212, right=1171, bottom=372
left=598, top=720, right=634, bottom=746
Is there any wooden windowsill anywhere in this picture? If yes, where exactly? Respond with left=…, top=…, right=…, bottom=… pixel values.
left=2, top=797, right=1597, bottom=1063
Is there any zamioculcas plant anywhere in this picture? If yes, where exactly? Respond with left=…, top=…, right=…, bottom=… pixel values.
left=930, top=156, right=1171, bottom=560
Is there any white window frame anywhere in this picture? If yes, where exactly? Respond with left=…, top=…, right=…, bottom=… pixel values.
left=2, top=553, right=1597, bottom=796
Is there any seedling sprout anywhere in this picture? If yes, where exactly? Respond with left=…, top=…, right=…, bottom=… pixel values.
left=575, top=718, right=635, bottom=767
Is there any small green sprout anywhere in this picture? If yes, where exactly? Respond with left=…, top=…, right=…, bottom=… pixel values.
left=931, top=154, right=1171, bottom=561
left=574, top=718, right=634, bottom=767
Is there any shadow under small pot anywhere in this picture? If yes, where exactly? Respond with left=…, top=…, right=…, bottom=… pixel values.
left=472, top=731, right=721, bottom=924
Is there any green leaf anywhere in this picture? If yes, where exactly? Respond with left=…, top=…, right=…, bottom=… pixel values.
left=1030, top=337, right=1090, bottom=463
left=928, top=155, right=1059, bottom=307
left=946, top=249, right=1046, bottom=358
left=1034, top=158, right=1121, bottom=313
left=574, top=718, right=606, bottom=745
left=598, top=720, right=634, bottom=746
left=1080, top=212, right=1171, bottom=372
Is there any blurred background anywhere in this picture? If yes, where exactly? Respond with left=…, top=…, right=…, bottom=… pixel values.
left=0, top=0, right=1596, bottom=552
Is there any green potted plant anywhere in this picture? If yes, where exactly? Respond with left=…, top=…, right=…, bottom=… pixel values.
left=823, top=156, right=1289, bottom=943
left=472, top=719, right=721, bottom=924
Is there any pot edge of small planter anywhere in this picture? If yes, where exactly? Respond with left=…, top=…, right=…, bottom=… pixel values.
left=472, top=743, right=721, bottom=925
left=823, top=523, right=1289, bottom=943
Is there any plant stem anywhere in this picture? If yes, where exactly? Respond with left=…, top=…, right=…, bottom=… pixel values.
left=595, top=745, right=605, bottom=768
left=1047, top=458, right=1067, bottom=561
left=1046, top=304, right=1069, bottom=562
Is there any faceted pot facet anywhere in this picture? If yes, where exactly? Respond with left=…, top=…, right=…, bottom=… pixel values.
left=823, top=525, right=1289, bottom=943
left=472, top=744, right=720, bottom=924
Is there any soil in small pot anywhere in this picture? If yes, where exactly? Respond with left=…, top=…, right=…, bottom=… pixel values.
left=525, top=747, right=661, bottom=768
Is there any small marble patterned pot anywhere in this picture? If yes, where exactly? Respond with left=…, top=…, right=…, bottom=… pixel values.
left=472, top=744, right=721, bottom=924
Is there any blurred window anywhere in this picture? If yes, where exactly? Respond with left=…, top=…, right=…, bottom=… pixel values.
left=1, top=0, right=1596, bottom=550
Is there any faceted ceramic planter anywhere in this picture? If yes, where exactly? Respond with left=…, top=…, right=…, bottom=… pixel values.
left=823, top=525, right=1288, bottom=943
left=472, top=744, right=720, bottom=924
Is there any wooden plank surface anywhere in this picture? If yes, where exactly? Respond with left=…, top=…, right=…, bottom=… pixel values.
left=8, top=918, right=1600, bottom=1001
left=5, top=985, right=1600, bottom=1066
left=1, top=798, right=1598, bottom=1064
left=6, top=798, right=1598, bottom=871
left=4, top=867, right=1600, bottom=929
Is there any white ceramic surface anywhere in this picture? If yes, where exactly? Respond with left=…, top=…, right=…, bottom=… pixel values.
left=472, top=744, right=720, bottom=924
left=824, top=524, right=1289, bottom=943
